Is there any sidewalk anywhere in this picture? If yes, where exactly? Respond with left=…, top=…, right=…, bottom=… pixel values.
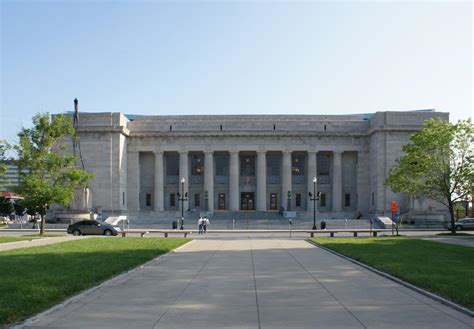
left=19, top=238, right=473, bottom=329
left=421, top=236, right=474, bottom=248
left=0, top=236, right=88, bottom=252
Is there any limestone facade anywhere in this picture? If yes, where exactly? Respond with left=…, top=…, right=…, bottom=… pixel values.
left=69, top=111, right=448, bottom=219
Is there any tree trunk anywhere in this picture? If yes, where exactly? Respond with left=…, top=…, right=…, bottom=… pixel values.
left=448, top=201, right=455, bottom=234
left=40, top=206, right=46, bottom=235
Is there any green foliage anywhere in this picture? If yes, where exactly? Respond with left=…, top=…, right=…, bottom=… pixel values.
left=0, top=237, right=189, bottom=325
left=385, top=118, right=474, bottom=231
left=12, top=199, right=25, bottom=216
left=311, top=237, right=474, bottom=310
left=0, top=141, right=10, bottom=186
left=0, top=197, right=14, bottom=217
left=12, top=113, right=94, bottom=233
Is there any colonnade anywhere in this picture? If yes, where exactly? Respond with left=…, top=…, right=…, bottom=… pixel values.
left=131, top=150, right=346, bottom=212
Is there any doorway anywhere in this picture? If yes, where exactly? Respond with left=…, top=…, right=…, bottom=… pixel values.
left=241, top=192, right=255, bottom=210
left=218, top=193, right=226, bottom=210
left=270, top=193, right=278, bottom=210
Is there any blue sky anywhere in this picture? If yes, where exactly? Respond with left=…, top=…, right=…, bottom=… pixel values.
left=1, top=1, right=472, bottom=142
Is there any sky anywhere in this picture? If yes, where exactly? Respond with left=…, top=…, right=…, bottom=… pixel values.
left=1, top=1, right=472, bottom=143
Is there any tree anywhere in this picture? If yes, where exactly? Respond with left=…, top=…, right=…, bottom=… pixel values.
left=0, top=141, right=9, bottom=186
left=13, top=113, right=94, bottom=234
left=385, top=118, right=474, bottom=233
left=12, top=199, right=26, bottom=216
left=0, top=197, right=14, bottom=217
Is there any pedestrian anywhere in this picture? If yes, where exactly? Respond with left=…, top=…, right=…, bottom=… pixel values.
left=203, top=216, right=210, bottom=234
left=198, top=217, right=203, bottom=235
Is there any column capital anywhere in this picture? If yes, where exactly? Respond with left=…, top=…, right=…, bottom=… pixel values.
left=229, top=150, right=239, bottom=155
left=153, top=150, right=163, bottom=155
left=333, top=150, right=344, bottom=155
left=179, top=150, right=188, bottom=155
left=204, top=150, right=214, bottom=155
left=257, top=150, right=267, bottom=155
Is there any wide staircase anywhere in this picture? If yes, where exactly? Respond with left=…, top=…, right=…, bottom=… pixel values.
left=128, top=210, right=374, bottom=230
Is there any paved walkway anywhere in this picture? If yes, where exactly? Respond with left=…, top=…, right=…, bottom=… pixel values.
left=0, top=236, right=88, bottom=252
left=21, top=238, right=473, bottom=329
left=421, top=236, right=474, bottom=248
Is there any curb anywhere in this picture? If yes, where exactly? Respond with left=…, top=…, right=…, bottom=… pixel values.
left=306, top=239, right=474, bottom=318
left=11, top=239, right=194, bottom=328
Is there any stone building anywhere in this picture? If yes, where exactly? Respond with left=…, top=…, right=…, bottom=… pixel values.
left=66, top=110, right=448, bottom=222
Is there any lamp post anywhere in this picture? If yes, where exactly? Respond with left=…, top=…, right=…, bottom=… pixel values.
left=178, top=177, right=187, bottom=230
left=204, top=190, right=209, bottom=211
left=309, top=176, right=319, bottom=230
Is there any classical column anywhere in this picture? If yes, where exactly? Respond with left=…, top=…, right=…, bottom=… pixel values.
left=256, top=151, right=267, bottom=211
left=307, top=151, right=317, bottom=212
left=204, top=151, right=214, bottom=211
left=229, top=151, right=239, bottom=211
left=154, top=151, right=164, bottom=211
left=332, top=151, right=343, bottom=212
left=179, top=151, right=189, bottom=205
left=281, top=151, right=292, bottom=210
left=127, top=151, right=140, bottom=211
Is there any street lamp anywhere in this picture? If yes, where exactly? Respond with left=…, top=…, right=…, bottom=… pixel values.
left=309, top=176, right=319, bottom=230
left=178, top=177, right=187, bottom=230
left=204, top=190, right=209, bottom=211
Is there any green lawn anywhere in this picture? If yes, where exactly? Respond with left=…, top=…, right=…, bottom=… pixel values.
left=0, top=237, right=189, bottom=326
left=310, top=237, right=474, bottom=310
left=0, top=236, right=40, bottom=244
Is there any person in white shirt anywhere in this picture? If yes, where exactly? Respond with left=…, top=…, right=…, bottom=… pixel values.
left=198, top=217, right=204, bottom=235
left=203, top=217, right=210, bottom=234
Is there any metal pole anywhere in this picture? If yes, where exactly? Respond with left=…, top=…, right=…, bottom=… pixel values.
left=313, top=180, right=316, bottom=230
left=181, top=181, right=184, bottom=230
left=391, top=212, right=394, bottom=236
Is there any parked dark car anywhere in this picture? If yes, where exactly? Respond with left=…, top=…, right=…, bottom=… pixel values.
left=445, top=218, right=474, bottom=231
left=67, top=220, right=121, bottom=236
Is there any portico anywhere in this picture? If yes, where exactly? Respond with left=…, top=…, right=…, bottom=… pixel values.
left=133, top=148, right=358, bottom=214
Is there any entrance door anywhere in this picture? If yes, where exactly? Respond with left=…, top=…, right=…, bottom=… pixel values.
left=270, top=193, right=278, bottom=210
left=218, top=193, right=226, bottom=210
left=241, top=193, right=255, bottom=210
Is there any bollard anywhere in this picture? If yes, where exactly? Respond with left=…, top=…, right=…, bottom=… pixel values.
left=232, top=219, right=235, bottom=230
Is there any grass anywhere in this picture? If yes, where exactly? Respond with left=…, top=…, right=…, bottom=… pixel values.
left=310, top=237, right=474, bottom=310
left=0, top=236, right=40, bottom=244
left=0, top=237, right=189, bottom=326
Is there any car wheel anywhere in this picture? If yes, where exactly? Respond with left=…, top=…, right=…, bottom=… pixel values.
left=72, top=229, right=81, bottom=236
left=104, top=229, right=113, bottom=236
left=455, top=225, right=463, bottom=231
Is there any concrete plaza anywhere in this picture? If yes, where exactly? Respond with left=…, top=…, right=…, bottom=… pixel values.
left=20, top=238, right=473, bottom=329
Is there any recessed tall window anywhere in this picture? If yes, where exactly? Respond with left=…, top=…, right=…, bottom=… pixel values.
left=241, top=155, right=255, bottom=176
left=317, top=154, right=330, bottom=175
left=295, top=193, right=301, bottom=207
left=292, top=155, right=304, bottom=176
left=191, top=155, right=204, bottom=175
left=194, top=193, right=200, bottom=207
left=146, top=193, right=151, bottom=207
left=170, top=194, right=176, bottom=207
left=215, top=155, right=228, bottom=176
left=345, top=194, right=351, bottom=207
left=166, top=154, right=179, bottom=176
